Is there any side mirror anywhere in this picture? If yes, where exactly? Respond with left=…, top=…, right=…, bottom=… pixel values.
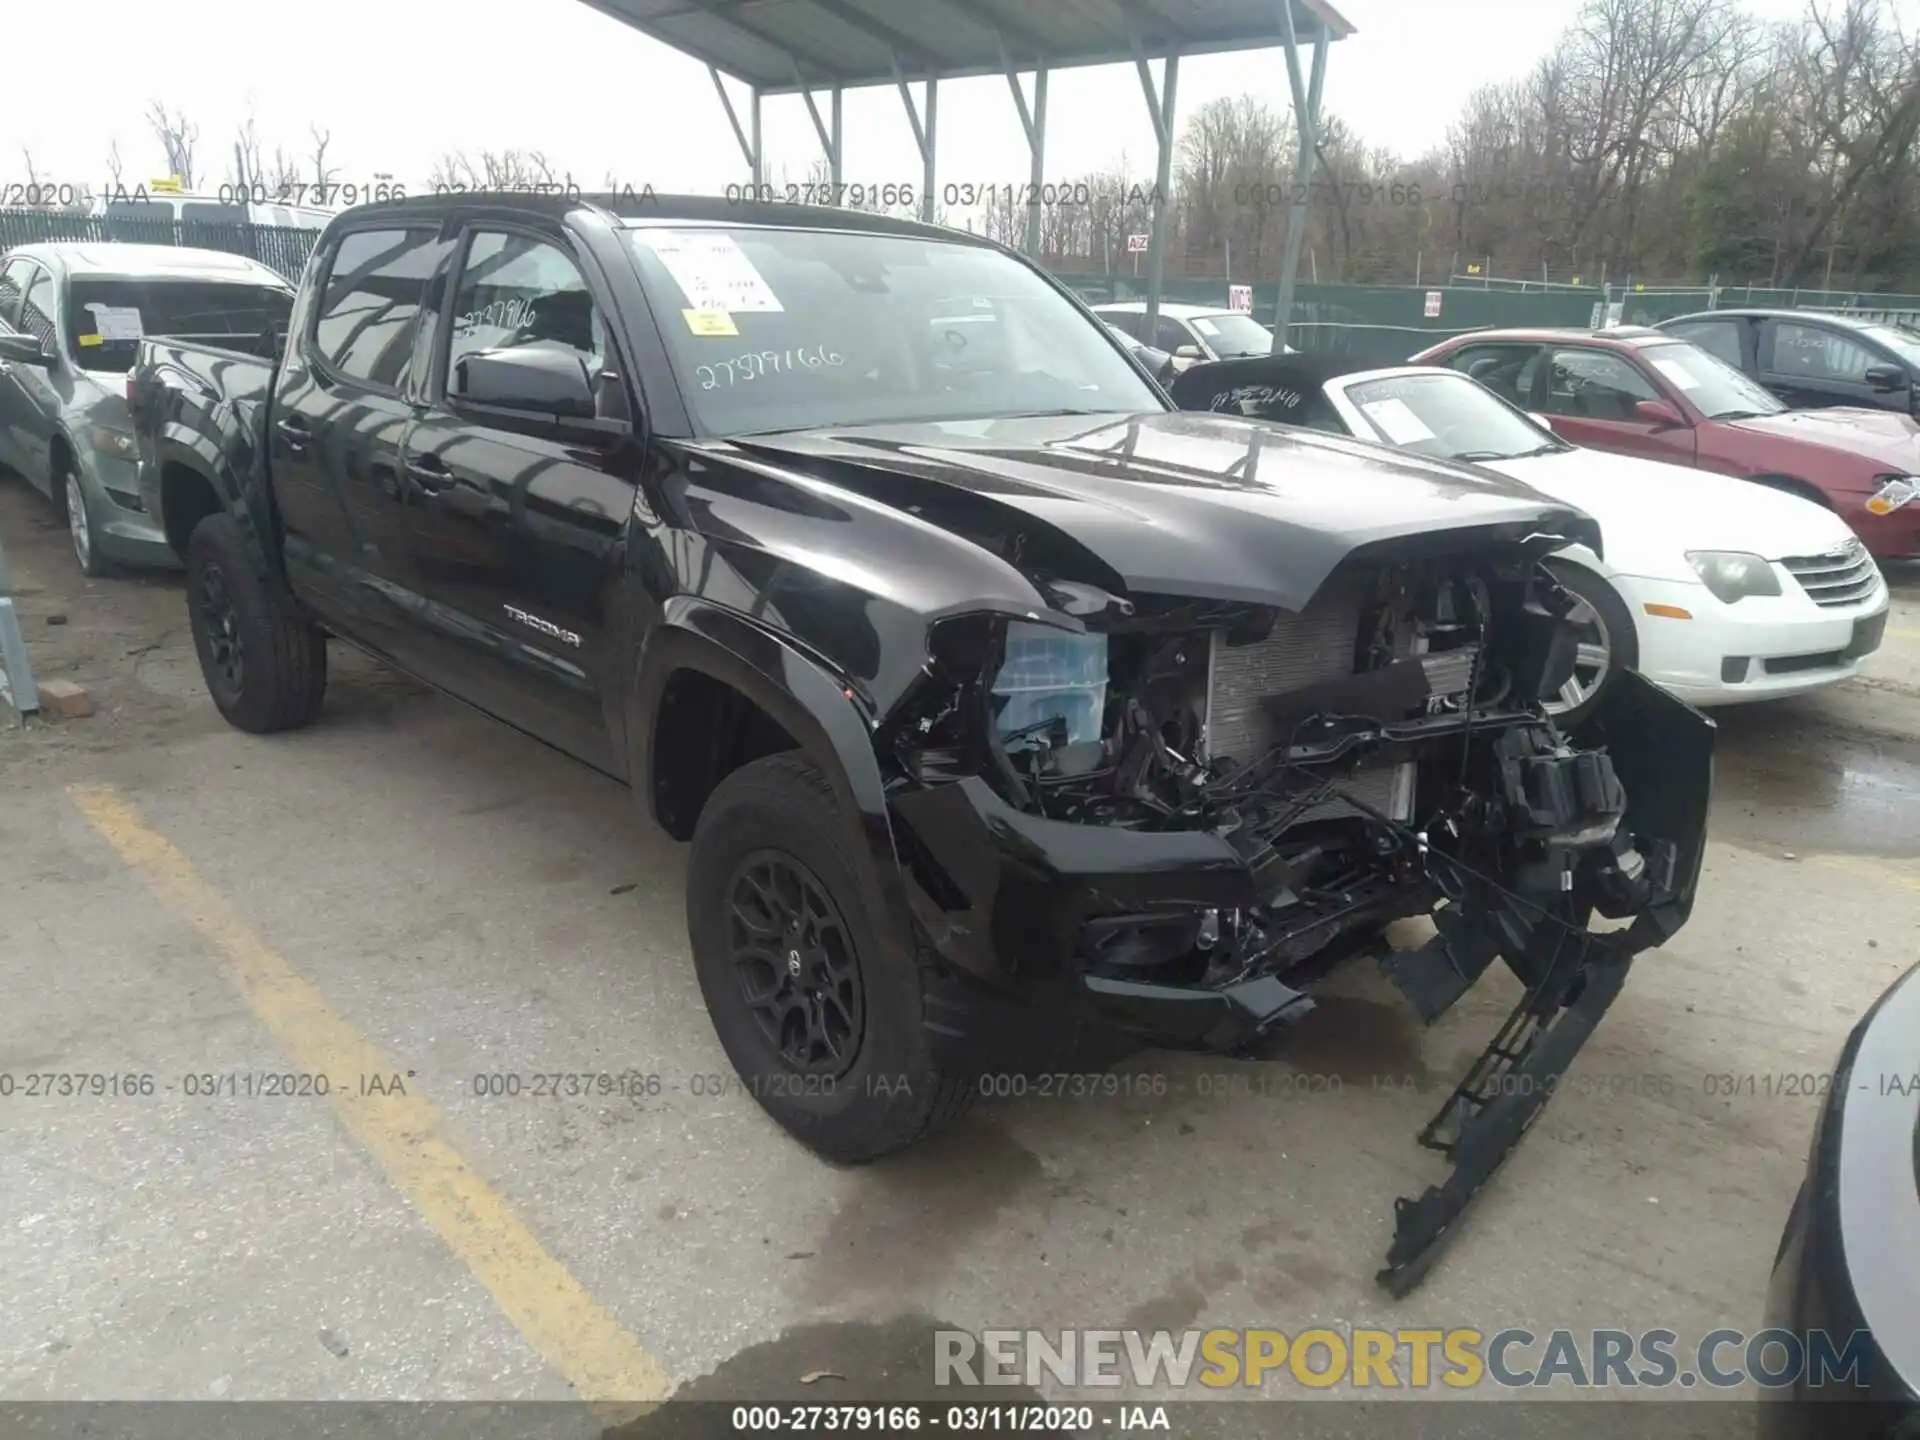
left=1864, top=363, right=1907, bottom=393
left=1634, top=398, right=1687, bottom=428
left=0, top=332, right=56, bottom=368
left=1174, top=344, right=1205, bottom=361
left=453, top=346, right=597, bottom=419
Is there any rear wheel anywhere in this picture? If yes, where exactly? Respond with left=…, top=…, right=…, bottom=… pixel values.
left=1543, top=561, right=1637, bottom=727
left=185, top=512, right=327, bottom=733
left=686, top=752, right=973, bottom=1161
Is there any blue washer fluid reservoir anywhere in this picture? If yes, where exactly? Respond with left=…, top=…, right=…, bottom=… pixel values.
left=991, top=623, right=1109, bottom=746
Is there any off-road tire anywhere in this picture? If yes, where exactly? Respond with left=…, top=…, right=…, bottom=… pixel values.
left=186, top=512, right=327, bottom=733
left=687, top=751, right=974, bottom=1161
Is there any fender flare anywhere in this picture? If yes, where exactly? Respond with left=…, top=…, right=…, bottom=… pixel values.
left=630, top=596, right=918, bottom=968
left=152, top=418, right=281, bottom=575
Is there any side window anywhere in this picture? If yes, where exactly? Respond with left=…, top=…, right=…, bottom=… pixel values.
left=1541, top=347, right=1659, bottom=421
left=1444, top=344, right=1541, bottom=407
left=1154, top=317, right=1193, bottom=354
left=313, top=227, right=447, bottom=390
left=446, top=230, right=624, bottom=421
left=20, top=268, right=58, bottom=350
left=1771, top=322, right=1875, bottom=383
left=0, top=259, right=32, bottom=328
left=1668, top=320, right=1743, bottom=369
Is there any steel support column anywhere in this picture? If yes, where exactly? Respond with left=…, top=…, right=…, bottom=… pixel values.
left=1135, top=46, right=1179, bottom=338
left=794, top=66, right=846, bottom=201
left=1271, top=5, right=1329, bottom=352
left=895, top=61, right=940, bottom=223
left=1002, top=41, right=1050, bottom=257
left=712, top=66, right=764, bottom=189
left=831, top=86, right=844, bottom=193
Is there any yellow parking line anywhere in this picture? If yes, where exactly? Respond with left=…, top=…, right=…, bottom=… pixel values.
left=67, top=783, right=674, bottom=1405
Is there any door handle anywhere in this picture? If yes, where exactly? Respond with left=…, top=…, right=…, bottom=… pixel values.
left=274, top=417, right=312, bottom=453
left=404, top=455, right=454, bottom=495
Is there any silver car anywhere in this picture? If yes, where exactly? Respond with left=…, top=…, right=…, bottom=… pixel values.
left=0, top=243, right=293, bottom=574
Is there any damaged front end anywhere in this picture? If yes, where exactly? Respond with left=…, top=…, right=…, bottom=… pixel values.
left=876, top=534, right=1712, bottom=1294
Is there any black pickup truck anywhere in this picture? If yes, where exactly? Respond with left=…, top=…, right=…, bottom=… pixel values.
left=129, top=192, right=1712, bottom=1293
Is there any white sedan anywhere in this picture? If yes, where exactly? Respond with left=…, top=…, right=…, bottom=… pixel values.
left=1174, top=359, right=1889, bottom=720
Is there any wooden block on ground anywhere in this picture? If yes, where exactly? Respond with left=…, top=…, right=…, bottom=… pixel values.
left=38, top=680, right=93, bottom=719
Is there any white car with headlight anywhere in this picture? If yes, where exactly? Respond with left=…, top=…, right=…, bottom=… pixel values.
left=1172, top=357, right=1890, bottom=721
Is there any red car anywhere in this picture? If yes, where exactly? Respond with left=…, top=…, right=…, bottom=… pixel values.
left=1411, top=326, right=1920, bottom=558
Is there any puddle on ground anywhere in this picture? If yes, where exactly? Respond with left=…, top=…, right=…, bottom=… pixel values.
left=1709, top=702, right=1920, bottom=858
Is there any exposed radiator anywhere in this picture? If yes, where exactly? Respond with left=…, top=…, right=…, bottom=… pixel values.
left=1203, top=587, right=1415, bottom=823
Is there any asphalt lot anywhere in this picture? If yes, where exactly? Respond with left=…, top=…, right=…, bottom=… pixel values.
left=3, top=470, right=1918, bottom=1421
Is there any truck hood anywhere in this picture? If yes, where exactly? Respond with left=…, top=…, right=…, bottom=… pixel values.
left=1487, top=447, right=1854, bottom=571
left=726, top=411, right=1599, bottom=612
left=1729, top=407, right=1920, bottom=475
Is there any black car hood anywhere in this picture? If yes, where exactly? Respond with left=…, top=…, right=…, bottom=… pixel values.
left=727, top=410, right=1597, bottom=612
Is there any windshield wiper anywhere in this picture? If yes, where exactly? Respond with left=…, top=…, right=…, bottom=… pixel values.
left=1710, top=409, right=1771, bottom=421
left=1451, top=449, right=1517, bottom=462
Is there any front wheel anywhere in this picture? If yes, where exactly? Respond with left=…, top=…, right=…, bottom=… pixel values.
left=1543, top=561, right=1638, bottom=727
left=55, top=460, right=112, bottom=578
left=185, top=512, right=328, bottom=733
left=685, top=752, right=974, bottom=1161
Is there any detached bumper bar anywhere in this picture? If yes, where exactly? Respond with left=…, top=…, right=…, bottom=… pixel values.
left=1376, top=670, right=1715, bottom=1295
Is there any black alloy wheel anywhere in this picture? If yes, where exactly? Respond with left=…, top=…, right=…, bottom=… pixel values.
left=196, top=558, right=245, bottom=699
left=726, top=850, right=865, bottom=1077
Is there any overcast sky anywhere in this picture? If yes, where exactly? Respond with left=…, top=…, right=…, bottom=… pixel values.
left=10, top=0, right=1916, bottom=202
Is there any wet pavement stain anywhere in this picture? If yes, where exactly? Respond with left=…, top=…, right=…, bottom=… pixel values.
left=1254, top=995, right=1436, bottom=1089
left=1708, top=701, right=1920, bottom=858
left=798, top=1117, right=1044, bottom=1308
left=1121, top=1257, right=1243, bottom=1334
left=601, top=1315, right=1060, bottom=1437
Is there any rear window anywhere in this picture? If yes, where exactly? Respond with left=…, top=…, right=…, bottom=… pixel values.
left=65, top=278, right=294, bottom=375
left=313, top=228, right=448, bottom=389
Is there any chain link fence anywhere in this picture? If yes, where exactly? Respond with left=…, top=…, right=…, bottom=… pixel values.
left=0, top=211, right=321, bottom=282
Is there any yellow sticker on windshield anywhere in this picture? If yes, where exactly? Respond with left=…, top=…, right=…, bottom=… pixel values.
left=683, top=308, right=738, bottom=337
left=77, top=333, right=104, bottom=347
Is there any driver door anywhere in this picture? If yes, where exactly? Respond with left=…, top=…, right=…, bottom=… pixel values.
left=397, top=223, right=639, bottom=773
left=1535, top=346, right=1697, bottom=465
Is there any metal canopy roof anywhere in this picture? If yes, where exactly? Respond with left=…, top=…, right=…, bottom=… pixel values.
left=576, top=0, right=1354, bottom=93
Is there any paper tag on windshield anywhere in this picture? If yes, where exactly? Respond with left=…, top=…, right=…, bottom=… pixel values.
left=683, top=308, right=738, bottom=336
left=1650, top=357, right=1699, bottom=390
left=639, top=231, right=783, bottom=313
left=1361, top=397, right=1435, bottom=444
left=85, top=304, right=145, bottom=341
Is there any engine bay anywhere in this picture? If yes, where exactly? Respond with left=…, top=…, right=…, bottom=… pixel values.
left=890, top=549, right=1673, bottom=1003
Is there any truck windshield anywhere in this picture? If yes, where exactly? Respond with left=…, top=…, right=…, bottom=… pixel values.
left=621, top=224, right=1163, bottom=433
left=66, top=278, right=293, bottom=375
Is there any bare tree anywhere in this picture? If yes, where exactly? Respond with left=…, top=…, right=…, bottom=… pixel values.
left=104, top=140, right=126, bottom=191
left=428, top=149, right=568, bottom=191
left=310, top=124, right=336, bottom=193
left=145, top=100, right=199, bottom=188
left=228, top=111, right=265, bottom=197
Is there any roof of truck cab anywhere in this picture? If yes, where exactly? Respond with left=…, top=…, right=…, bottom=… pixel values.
left=326, top=191, right=990, bottom=246
left=3, top=242, right=291, bottom=284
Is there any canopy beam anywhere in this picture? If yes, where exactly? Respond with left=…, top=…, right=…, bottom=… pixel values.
left=1271, top=0, right=1330, bottom=352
